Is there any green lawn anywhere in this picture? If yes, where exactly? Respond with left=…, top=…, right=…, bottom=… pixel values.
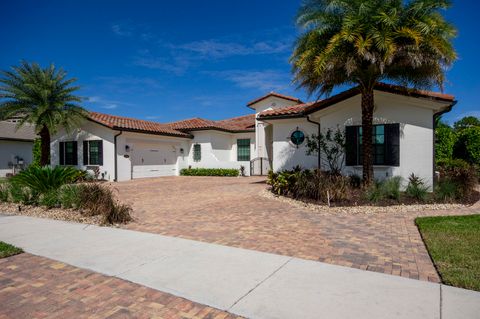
left=0, top=241, right=23, bottom=259
left=416, top=214, right=480, bottom=291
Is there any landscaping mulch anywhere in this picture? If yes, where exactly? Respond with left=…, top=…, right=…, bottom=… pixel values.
left=0, top=202, right=103, bottom=225
left=261, top=189, right=470, bottom=215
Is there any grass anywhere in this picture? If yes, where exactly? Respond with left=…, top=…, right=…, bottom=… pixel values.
left=0, top=241, right=23, bottom=259
left=416, top=214, right=480, bottom=291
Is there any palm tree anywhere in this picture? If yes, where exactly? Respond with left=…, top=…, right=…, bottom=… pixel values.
left=291, top=0, right=456, bottom=184
left=0, top=61, right=87, bottom=166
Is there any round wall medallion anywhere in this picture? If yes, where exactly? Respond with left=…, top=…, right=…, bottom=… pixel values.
left=290, top=130, right=305, bottom=146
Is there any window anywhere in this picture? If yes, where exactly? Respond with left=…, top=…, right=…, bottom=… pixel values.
left=59, top=141, right=78, bottom=165
left=83, top=140, right=103, bottom=165
left=290, top=130, right=305, bottom=146
left=237, top=139, right=251, bottom=161
left=193, top=144, right=201, bottom=162
left=345, top=124, right=399, bottom=166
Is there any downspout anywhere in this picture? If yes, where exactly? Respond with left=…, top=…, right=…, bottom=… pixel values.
left=306, top=115, right=321, bottom=169
left=114, top=130, right=123, bottom=182
left=432, top=101, right=457, bottom=186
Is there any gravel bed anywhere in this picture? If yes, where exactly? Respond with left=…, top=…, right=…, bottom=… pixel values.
left=0, top=202, right=103, bottom=225
left=261, top=189, right=469, bottom=215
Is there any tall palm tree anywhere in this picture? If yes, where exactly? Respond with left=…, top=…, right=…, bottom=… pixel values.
left=291, top=0, right=456, bottom=184
left=0, top=61, right=87, bottom=166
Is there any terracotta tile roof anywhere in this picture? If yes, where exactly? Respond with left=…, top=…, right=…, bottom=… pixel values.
left=0, top=121, right=37, bottom=141
left=258, top=83, right=455, bottom=119
left=88, top=112, right=192, bottom=138
left=167, top=114, right=255, bottom=133
left=247, top=92, right=303, bottom=107
left=258, top=103, right=314, bottom=118
left=215, top=114, right=256, bottom=131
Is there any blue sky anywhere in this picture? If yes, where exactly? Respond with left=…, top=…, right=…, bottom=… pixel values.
left=1, top=0, right=478, bottom=124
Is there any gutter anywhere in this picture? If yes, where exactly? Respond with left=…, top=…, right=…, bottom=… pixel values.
left=432, top=100, right=457, bottom=186
left=306, top=115, right=321, bottom=169
left=114, top=130, right=123, bottom=182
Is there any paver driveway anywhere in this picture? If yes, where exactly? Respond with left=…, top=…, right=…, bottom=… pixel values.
left=0, top=253, right=242, bottom=319
left=115, top=176, right=476, bottom=282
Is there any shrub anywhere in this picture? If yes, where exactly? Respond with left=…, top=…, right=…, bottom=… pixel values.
left=180, top=168, right=239, bottom=177
left=75, top=183, right=132, bottom=224
left=59, top=184, right=81, bottom=209
left=268, top=169, right=349, bottom=204
left=349, top=174, right=362, bottom=189
left=435, top=179, right=458, bottom=202
left=435, top=125, right=456, bottom=163
left=8, top=184, right=38, bottom=205
left=382, top=176, right=402, bottom=200
left=103, top=203, right=133, bottom=224
left=406, top=174, right=429, bottom=201
left=10, top=166, right=81, bottom=194
left=453, top=127, right=480, bottom=165
left=437, top=159, right=478, bottom=199
left=39, top=191, right=60, bottom=208
left=0, top=183, right=9, bottom=202
left=365, top=176, right=402, bottom=203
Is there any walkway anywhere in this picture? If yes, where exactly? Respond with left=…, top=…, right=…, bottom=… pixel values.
left=115, top=176, right=478, bottom=282
left=1, top=215, right=479, bottom=319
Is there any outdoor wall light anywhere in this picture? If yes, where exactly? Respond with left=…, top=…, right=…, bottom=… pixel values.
left=180, top=148, right=184, bottom=155
left=125, top=145, right=130, bottom=152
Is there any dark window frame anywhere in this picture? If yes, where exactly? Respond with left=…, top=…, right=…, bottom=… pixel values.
left=193, top=144, right=201, bottom=162
left=345, top=123, right=400, bottom=167
left=59, top=141, right=78, bottom=166
left=83, top=140, right=103, bottom=166
left=237, top=139, right=251, bottom=161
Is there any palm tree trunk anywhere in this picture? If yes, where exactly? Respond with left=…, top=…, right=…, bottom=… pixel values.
left=361, top=88, right=375, bottom=185
left=39, top=125, right=51, bottom=166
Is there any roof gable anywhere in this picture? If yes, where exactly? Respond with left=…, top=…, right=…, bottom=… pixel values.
left=247, top=92, right=303, bottom=107
left=257, top=83, right=455, bottom=120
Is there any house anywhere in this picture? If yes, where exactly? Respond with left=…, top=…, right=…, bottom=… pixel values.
left=0, top=119, right=36, bottom=177
left=51, top=83, right=455, bottom=187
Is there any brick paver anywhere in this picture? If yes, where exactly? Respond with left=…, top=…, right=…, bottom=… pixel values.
left=0, top=253, right=242, bottom=319
left=115, top=176, right=479, bottom=283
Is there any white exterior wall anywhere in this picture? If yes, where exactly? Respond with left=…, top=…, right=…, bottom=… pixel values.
left=268, top=118, right=318, bottom=172
left=117, top=131, right=190, bottom=180
left=187, top=130, right=255, bottom=175
left=307, top=91, right=445, bottom=188
left=52, top=122, right=116, bottom=181
left=52, top=121, right=190, bottom=181
left=249, top=97, right=299, bottom=159
left=0, top=140, right=33, bottom=177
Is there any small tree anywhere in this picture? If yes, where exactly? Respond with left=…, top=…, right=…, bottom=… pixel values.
left=305, top=127, right=346, bottom=175
left=435, top=125, right=456, bottom=163
left=453, top=116, right=480, bottom=131
left=453, top=127, right=480, bottom=165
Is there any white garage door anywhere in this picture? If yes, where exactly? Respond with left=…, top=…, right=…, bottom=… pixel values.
left=132, top=143, right=177, bottom=178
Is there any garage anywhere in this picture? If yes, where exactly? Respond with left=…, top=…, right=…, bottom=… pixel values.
left=131, top=142, right=178, bottom=178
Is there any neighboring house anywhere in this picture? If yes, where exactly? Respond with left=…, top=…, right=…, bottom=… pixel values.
left=0, top=119, right=36, bottom=177
left=51, top=83, right=455, bottom=187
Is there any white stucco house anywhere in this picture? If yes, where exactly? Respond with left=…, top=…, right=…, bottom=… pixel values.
left=0, top=119, right=36, bottom=177
left=51, top=83, right=455, bottom=187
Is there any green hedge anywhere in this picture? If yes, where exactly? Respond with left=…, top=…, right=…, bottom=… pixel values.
left=180, top=168, right=239, bottom=177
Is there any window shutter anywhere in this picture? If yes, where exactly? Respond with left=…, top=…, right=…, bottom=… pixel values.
left=72, top=141, right=78, bottom=165
left=59, top=142, right=65, bottom=165
left=83, top=141, right=88, bottom=165
left=345, top=126, right=357, bottom=166
left=385, top=123, right=400, bottom=166
left=98, top=140, right=103, bottom=165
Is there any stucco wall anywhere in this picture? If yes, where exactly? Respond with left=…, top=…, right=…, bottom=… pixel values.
left=0, top=140, right=33, bottom=177
left=52, top=122, right=116, bottom=181
left=269, top=118, right=318, bottom=172
left=310, top=91, right=441, bottom=188
left=188, top=130, right=255, bottom=174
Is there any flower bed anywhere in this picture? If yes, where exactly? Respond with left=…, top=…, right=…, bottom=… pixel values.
left=180, top=168, right=239, bottom=177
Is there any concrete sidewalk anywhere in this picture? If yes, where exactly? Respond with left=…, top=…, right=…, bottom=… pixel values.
left=1, top=215, right=478, bottom=319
